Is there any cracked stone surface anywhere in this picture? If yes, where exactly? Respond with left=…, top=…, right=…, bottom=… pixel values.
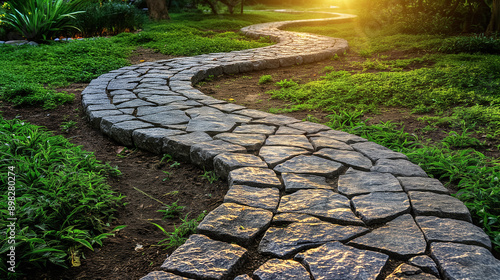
left=349, top=214, right=427, bottom=258
left=351, top=192, right=410, bottom=225
left=278, top=189, right=363, bottom=225
left=81, top=10, right=496, bottom=280
left=160, top=234, right=247, bottom=280
left=253, top=259, right=310, bottom=280
left=224, top=185, right=280, bottom=212
left=282, top=173, right=332, bottom=193
left=338, top=169, right=403, bottom=197
left=409, top=191, right=472, bottom=222
left=197, top=203, right=273, bottom=247
left=274, top=155, right=344, bottom=178
left=295, top=241, right=389, bottom=280
left=385, top=264, right=439, bottom=280
left=416, top=216, right=491, bottom=249
left=259, top=222, right=368, bottom=258
left=213, top=153, right=268, bottom=179
left=314, top=148, right=372, bottom=171
left=431, top=242, right=500, bottom=280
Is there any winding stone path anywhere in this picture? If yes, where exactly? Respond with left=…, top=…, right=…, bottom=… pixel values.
left=82, top=11, right=500, bottom=280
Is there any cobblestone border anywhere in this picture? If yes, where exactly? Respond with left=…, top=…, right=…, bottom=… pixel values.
left=82, top=11, right=500, bottom=280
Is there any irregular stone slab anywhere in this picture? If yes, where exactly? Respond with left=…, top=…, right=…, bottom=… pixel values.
left=224, top=185, right=280, bottom=212
left=278, top=189, right=363, bottom=225
left=186, top=119, right=236, bottom=135
left=385, top=264, right=439, bottom=280
left=274, top=155, right=344, bottom=178
left=136, top=105, right=190, bottom=117
left=282, top=173, right=332, bottom=193
left=416, top=216, right=491, bottom=249
left=132, top=128, right=185, bottom=154
left=163, top=132, right=213, bottom=161
left=338, top=169, right=403, bottom=197
left=295, top=241, right=388, bottom=280
left=259, top=146, right=309, bottom=168
left=214, top=133, right=266, bottom=151
left=349, top=214, right=426, bottom=258
left=398, top=177, right=449, bottom=194
left=138, top=111, right=190, bottom=126
left=185, top=106, right=224, bottom=118
left=309, top=130, right=367, bottom=144
left=351, top=192, right=410, bottom=225
left=161, top=234, right=247, bottom=280
left=264, top=135, right=313, bottom=150
left=100, top=114, right=137, bottom=136
left=310, top=137, right=353, bottom=151
left=431, top=242, right=500, bottom=280
left=197, top=203, right=273, bottom=246
left=259, top=222, right=368, bottom=258
left=315, top=148, right=372, bottom=171
left=408, top=191, right=472, bottom=222
left=251, top=115, right=300, bottom=126
left=213, top=153, right=268, bottom=179
left=275, top=126, right=305, bottom=135
left=228, top=167, right=282, bottom=189
left=233, top=275, right=252, bottom=280
left=110, top=120, right=154, bottom=146
left=351, top=141, right=408, bottom=161
left=190, top=140, right=246, bottom=169
left=210, top=103, right=246, bottom=112
left=233, top=124, right=277, bottom=135
left=139, top=271, right=193, bottom=280
left=372, top=159, right=427, bottom=177
left=253, top=259, right=310, bottom=280
left=115, top=99, right=155, bottom=108
left=408, top=255, right=440, bottom=277
left=285, top=121, right=330, bottom=134
left=88, top=110, right=123, bottom=128
left=272, top=213, right=323, bottom=224
left=236, top=109, right=274, bottom=119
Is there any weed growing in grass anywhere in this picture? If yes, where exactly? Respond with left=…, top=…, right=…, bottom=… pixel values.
left=442, top=129, right=483, bottom=149
left=275, top=79, right=298, bottom=88
left=0, top=118, right=125, bottom=273
left=200, top=170, right=219, bottom=183
left=60, top=120, right=77, bottom=133
left=158, top=201, right=186, bottom=219
left=152, top=211, right=207, bottom=248
left=258, top=75, right=273, bottom=84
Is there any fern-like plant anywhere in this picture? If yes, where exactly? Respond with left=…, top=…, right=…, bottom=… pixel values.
left=2, top=0, right=85, bottom=42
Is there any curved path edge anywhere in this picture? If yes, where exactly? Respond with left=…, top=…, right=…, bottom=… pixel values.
left=81, top=11, right=500, bottom=280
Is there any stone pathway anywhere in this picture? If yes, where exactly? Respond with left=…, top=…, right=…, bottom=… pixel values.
left=81, top=11, right=500, bottom=280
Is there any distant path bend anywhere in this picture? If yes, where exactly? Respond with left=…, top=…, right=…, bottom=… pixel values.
left=81, top=11, right=500, bottom=280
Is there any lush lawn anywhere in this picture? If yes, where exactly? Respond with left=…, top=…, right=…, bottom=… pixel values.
left=279, top=20, right=500, bottom=252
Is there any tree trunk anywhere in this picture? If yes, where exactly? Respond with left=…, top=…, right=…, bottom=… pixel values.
left=241, top=0, right=244, bottom=14
left=203, top=0, right=218, bottom=15
left=145, top=0, right=170, bottom=20
left=487, top=0, right=500, bottom=33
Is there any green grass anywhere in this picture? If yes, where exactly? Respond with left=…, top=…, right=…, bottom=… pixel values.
left=152, top=211, right=206, bottom=249
left=0, top=10, right=336, bottom=109
left=0, top=117, right=125, bottom=276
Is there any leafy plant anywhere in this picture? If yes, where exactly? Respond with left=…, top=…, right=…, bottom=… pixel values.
left=60, top=120, right=77, bottom=133
left=162, top=171, right=171, bottom=182
left=200, top=170, right=219, bottom=183
left=258, top=74, right=273, bottom=84
left=157, top=200, right=185, bottom=219
left=2, top=0, right=86, bottom=42
left=152, top=211, right=206, bottom=248
left=0, top=118, right=125, bottom=275
left=275, top=79, right=298, bottom=88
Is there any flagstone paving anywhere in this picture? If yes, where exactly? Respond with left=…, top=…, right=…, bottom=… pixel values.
left=82, top=10, right=500, bottom=280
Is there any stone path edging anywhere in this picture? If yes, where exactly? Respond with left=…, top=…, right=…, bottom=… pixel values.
left=81, top=11, right=500, bottom=280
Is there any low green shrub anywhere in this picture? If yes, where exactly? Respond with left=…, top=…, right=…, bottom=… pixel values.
left=438, top=34, right=500, bottom=54
left=258, top=74, right=273, bottom=84
left=0, top=118, right=125, bottom=276
left=73, top=2, right=147, bottom=37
